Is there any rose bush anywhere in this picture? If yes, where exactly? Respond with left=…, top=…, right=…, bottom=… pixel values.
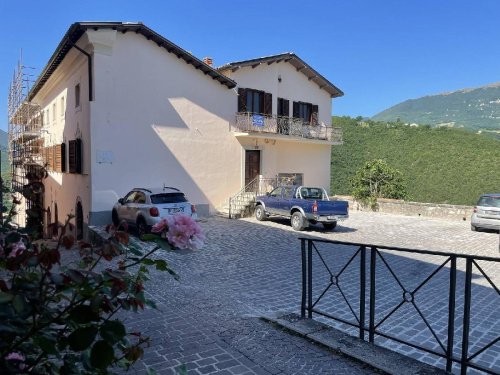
left=0, top=202, right=204, bottom=374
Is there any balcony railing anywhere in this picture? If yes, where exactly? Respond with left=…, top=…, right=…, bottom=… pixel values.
left=233, top=113, right=342, bottom=143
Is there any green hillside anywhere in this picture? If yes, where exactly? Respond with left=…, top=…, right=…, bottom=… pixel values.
left=372, top=83, right=500, bottom=132
left=330, top=116, right=500, bottom=206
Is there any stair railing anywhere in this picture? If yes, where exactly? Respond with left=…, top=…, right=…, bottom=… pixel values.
left=228, top=176, right=278, bottom=219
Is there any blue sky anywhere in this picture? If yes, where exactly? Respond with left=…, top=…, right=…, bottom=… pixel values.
left=1, top=0, right=499, bottom=131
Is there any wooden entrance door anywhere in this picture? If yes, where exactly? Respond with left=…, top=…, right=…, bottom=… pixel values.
left=245, top=150, right=261, bottom=187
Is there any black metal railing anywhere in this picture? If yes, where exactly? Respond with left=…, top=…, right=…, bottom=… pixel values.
left=300, top=238, right=500, bottom=375
left=233, top=113, right=343, bottom=143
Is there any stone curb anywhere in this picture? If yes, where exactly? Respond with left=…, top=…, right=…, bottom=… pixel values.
left=261, top=313, right=451, bottom=375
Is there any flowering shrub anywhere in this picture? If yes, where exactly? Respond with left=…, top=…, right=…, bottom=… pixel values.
left=0, top=204, right=204, bottom=374
left=150, top=214, right=205, bottom=250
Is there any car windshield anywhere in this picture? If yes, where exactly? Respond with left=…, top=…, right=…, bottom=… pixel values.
left=477, top=196, right=500, bottom=208
left=151, top=193, right=188, bottom=204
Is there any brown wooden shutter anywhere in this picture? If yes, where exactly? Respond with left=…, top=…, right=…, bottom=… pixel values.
left=311, top=104, right=319, bottom=124
left=238, top=88, right=247, bottom=112
left=293, top=102, right=299, bottom=118
left=263, top=93, right=272, bottom=115
left=55, top=144, right=62, bottom=172
left=47, top=146, right=54, bottom=171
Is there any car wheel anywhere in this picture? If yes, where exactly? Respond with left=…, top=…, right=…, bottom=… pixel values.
left=137, top=217, right=148, bottom=236
left=323, top=222, right=337, bottom=231
left=255, top=205, right=266, bottom=221
left=112, top=209, right=120, bottom=226
left=471, top=224, right=478, bottom=232
left=291, top=212, right=306, bottom=231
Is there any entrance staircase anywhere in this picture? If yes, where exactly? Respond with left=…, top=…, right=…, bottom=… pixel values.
left=217, top=176, right=278, bottom=219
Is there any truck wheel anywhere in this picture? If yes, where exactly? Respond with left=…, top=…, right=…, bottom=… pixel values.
left=323, top=222, right=337, bottom=231
left=255, top=205, right=266, bottom=221
left=291, top=212, right=306, bottom=231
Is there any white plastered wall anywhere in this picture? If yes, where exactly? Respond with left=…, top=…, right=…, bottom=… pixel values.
left=222, top=62, right=333, bottom=125
left=33, top=47, right=91, bottom=232
left=221, top=60, right=335, bottom=190
left=88, top=30, right=241, bottom=220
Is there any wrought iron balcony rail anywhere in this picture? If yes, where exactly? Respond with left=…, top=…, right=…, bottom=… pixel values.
left=233, top=113, right=342, bottom=143
left=300, top=238, right=500, bottom=375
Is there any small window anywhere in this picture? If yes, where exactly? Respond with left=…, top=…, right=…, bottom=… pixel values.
left=75, top=84, right=81, bottom=108
left=46, top=109, right=50, bottom=125
left=53, top=103, right=57, bottom=123
left=124, top=192, right=137, bottom=204
left=60, top=97, right=65, bottom=118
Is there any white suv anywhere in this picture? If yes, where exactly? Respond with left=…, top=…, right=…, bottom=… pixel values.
left=112, top=187, right=197, bottom=234
left=471, top=194, right=500, bottom=232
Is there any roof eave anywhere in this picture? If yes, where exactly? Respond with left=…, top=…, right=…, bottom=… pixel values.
left=28, top=22, right=236, bottom=100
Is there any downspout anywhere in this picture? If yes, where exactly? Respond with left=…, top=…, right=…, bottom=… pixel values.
left=68, top=42, right=93, bottom=102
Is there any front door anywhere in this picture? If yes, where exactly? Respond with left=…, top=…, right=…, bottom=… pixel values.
left=245, top=150, right=261, bottom=188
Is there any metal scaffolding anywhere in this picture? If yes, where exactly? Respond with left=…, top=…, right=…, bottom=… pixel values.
left=7, top=56, right=45, bottom=231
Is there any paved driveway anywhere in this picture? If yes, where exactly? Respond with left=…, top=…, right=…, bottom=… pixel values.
left=124, top=212, right=499, bottom=374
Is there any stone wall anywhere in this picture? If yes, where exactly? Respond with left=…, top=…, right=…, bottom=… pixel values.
left=335, top=196, right=474, bottom=222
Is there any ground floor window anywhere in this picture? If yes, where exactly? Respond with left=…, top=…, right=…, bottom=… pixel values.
left=277, top=173, right=303, bottom=186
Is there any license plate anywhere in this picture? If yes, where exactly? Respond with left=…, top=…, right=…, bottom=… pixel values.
left=167, top=207, right=184, bottom=214
left=327, top=216, right=337, bottom=220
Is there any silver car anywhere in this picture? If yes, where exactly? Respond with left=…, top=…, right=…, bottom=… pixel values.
left=471, top=194, right=500, bottom=232
left=112, top=187, right=197, bottom=234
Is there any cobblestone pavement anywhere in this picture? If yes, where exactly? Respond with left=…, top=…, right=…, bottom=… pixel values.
left=123, top=212, right=499, bottom=374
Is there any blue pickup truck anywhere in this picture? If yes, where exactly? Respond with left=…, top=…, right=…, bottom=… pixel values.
left=255, top=185, right=349, bottom=231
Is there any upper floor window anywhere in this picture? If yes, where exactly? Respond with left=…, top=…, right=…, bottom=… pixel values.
left=277, top=98, right=289, bottom=117
left=238, top=88, right=272, bottom=115
left=52, top=103, right=57, bottom=123
left=75, top=84, right=81, bottom=108
left=293, top=101, right=318, bottom=124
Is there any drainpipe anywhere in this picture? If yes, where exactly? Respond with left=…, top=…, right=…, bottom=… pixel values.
left=68, top=42, right=93, bottom=102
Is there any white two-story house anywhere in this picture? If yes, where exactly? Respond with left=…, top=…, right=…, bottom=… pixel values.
left=8, top=22, right=344, bottom=238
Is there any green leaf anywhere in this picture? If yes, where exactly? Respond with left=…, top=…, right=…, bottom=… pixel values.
left=90, top=340, right=115, bottom=369
left=154, top=259, right=168, bottom=271
left=146, top=366, right=158, bottom=375
left=68, top=326, right=98, bottom=351
left=0, top=291, right=14, bottom=303
left=12, top=295, right=28, bottom=314
left=100, top=320, right=126, bottom=344
left=69, top=305, right=99, bottom=324
left=66, top=269, right=85, bottom=284
left=35, top=335, right=58, bottom=354
left=140, top=233, right=161, bottom=241
left=140, top=258, right=155, bottom=266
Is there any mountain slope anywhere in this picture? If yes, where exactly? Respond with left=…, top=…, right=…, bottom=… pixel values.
left=330, top=116, right=500, bottom=206
left=372, top=83, right=500, bottom=131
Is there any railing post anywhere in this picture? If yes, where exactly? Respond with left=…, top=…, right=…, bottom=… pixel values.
left=359, top=246, right=366, bottom=340
left=369, top=246, right=377, bottom=343
left=301, top=238, right=307, bottom=318
left=446, top=257, right=457, bottom=372
left=308, top=240, right=313, bottom=319
left=460, top=259, right=473, bottom=375
left=228, top=197, right=232, bottom=219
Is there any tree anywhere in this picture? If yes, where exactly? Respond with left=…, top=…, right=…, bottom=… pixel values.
left=350, top=159, right=409, bottom=209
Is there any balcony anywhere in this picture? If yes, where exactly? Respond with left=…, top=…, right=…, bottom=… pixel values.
left=232, top=113, right=342, bottom=144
